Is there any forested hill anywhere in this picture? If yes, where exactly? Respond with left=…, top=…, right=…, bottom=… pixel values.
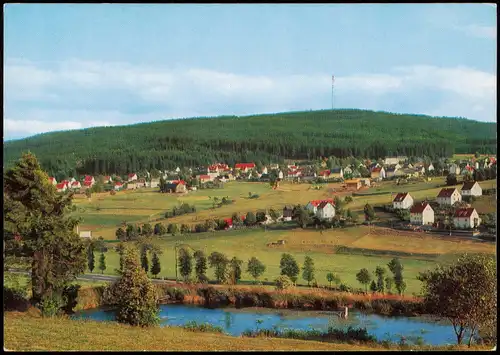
left=3, top=109, right=497, bottom=177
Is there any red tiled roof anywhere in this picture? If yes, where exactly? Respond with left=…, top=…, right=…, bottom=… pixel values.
left=454, top=208, right=476, bottom=218
left=465, top=165, right=474, bottom=172
left=437, top=188, right=457, bottom=198
left=410, top=202, right=430, bottom=214
left=235, top=163, right=255, bottom=169
left=319, top=170, right=330, bottom=176
left=56, top=183, right=66, bottom=189
left=199, top=175, right=211, bottom=179
left=115, top=182, right=123, bottom=186
left=104, top=176, right=111, bottom=180
left=128, top=173, right=136, bottom=178
left=393, top=192, right=409, bottom=202
left=224, top=218, right=233, bottom=226
left=371, top=167, right=382, bottom=173
left=84, top=175, right=93, bottom=181
left=171, top=180, right=186, bottom=185
left=49, top=177, right=56, bottom=182
left=309, top=198, right=335, bottom=207
left=83, top=181, right=92, bottom=187
left=71, top=181, right=80, bottom=186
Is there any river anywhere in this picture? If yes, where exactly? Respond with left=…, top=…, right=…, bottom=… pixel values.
left=72, top=304, right=461, bottom=346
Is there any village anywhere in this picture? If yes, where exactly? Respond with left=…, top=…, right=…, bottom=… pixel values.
left=48, top=154, right=497, bottom=239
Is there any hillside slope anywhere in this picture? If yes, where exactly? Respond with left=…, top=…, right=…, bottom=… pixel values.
left=3, top=109, right=497, bottom=176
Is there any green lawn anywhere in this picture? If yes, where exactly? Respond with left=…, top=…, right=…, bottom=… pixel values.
left=90, top=228, right=438, bottom=295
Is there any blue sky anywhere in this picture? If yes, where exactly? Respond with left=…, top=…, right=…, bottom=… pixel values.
left=3, top=3, right=497, bottom=140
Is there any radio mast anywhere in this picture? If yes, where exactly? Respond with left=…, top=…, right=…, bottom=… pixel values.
left=331, top=75, right=335, bottom=110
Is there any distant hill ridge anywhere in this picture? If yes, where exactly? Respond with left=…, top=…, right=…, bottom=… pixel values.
left=3, top=109, right=496, bottom=176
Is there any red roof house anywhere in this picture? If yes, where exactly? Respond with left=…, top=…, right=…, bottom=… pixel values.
left=437, top=188, right=457, bottom=198
left=410, top=202, right=430, bottom=214
left=234, top=163, right=256, bottom=171
left=48, top=177, right=57, bottom=185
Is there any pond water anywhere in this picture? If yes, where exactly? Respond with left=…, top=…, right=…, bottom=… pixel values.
left=72, top=304, right=461, bottom=346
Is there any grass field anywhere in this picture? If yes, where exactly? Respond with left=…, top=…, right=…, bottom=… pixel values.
left=69, top=178, right=496, bottom=295
left=80, top=225, right=495, bottom=295
left=4, top=311, right=493, bottom=351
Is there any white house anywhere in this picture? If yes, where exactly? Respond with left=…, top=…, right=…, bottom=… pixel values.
left=384, top=156, right=407, bottom=165
left=84, top=175, right=95, bottom=185
left=261, top=167, right=268, bottom=175
left=128, top=173, right=138, bottom=182
left=392, top=192, right=414, bottom=210
left=448, top=164, right=461, bottom=175
left=278, top=170, right=284, bottom=179
left=371, top=167, right=386, bottom=180
left=306, top=199, right=335, bottom=214
left=282, top=206, right=294, bottom=221
left=56, top=182, right=67, bottom=193
left=426, top=163, right=435, bottom=172
left=436, top=188, right=462, bottom=206
left=48, top=177, right=58, bottom=185
left=79, top=231, right=92, bottom=239
left=453, top=208, right=481, bottom=229
left=316, top=201, right=336, bottom=220
left=114, top=182, right=124, bottom=191
left=149, top=179, right=160, bottom=188
left=461, top=181, right=482, bottom=197
left=410, top=202, right=435, bottom=225
left=70, top=181, right=82, bottom=189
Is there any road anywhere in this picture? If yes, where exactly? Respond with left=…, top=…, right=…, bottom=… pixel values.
left=6, top=269, right=175, bottom=284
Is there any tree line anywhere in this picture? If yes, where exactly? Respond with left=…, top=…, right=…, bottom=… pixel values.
left=4, top=109, right=496, bottom=177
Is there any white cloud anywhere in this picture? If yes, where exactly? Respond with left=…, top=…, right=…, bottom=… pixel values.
left=3, top=59, right=497, bottom=138
left=457, top=24, right=496, bottom=39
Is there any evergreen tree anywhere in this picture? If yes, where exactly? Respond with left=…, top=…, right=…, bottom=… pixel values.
left=150, top=252, right=161, bottom=278
left=178, top=248, right=193, bottom=281
left=87, top=245, right=95, bottom=273
left=141, top=223, right=153, bottom=237
left=194, top=250, right=208, bottom=282
left=369, top=280, right=378, bottom=293
left=279, top=253, right=300, bottom=284
left=140, top=246, right=149, bottom=274
left=116, top=227, right=126, bottom=241
left=105, top=246, right=159, bottom=326
left=3, top=152, right=87, bottom=306
left=356, top=268, right=371, bottom=292
left=208, top=251, right=229, bottom=283
left=302, top=256, right=315, bottom=286
left=247, top=257, right=266, bottom=283
left=99, top=252, right=106, bottom=274
left=154, top=223, right=167, bottom=235
left=363, top=203, right=376, bottom=223
left=375, top=266, right=386, bottom=294
left=388, top=258, right=405, bottom=295
left=244, top=211, right=257, bottom=226
left=229, top=257, right=243, bottom=284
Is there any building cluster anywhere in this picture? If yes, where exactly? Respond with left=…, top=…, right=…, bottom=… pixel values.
left=391, top=181, right=483, bottom=229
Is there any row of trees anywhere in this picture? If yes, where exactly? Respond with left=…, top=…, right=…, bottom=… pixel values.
left=356, top=258, right=406, bottom=295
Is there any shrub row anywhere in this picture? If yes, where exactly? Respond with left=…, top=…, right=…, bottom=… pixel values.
left=241, top=326, right=377, bottom=343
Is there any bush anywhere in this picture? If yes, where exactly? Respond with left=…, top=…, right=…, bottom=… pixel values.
left=39, top=292, right=66, bottom=317
left=275, top=275, right=293, bottom=291
left=3, top=287, right=30, bottom=312
left=182, top=320, right=224, bottom=333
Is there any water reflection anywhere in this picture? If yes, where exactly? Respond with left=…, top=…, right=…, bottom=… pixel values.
left=72, top=304, right=459, bottom=346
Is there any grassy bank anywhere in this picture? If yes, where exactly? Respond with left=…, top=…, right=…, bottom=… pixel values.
left=4, top=310, right=492, bottom=351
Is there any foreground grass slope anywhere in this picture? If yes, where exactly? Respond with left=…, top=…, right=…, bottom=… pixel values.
left=3, top=311, right=383, bottom=351
left=4, top=311, right=492, bottom=351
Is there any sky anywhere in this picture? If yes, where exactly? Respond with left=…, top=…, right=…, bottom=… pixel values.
left=3, top=3, right=497, bottom=140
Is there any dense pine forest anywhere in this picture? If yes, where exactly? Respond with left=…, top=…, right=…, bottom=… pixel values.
left=3, top=109, right=497, bottom=177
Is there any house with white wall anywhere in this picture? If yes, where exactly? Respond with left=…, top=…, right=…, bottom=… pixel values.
left=461, top=181, right=482, bottom=197
left=436, top=188, right=462, bottom=206
left=315, top=201, right=336, bottom=220
left=453, top=208, right=481, bottom=229
left=392, top=192, right=414, bottom=210
left=410, top=202, right=434, bottom=225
